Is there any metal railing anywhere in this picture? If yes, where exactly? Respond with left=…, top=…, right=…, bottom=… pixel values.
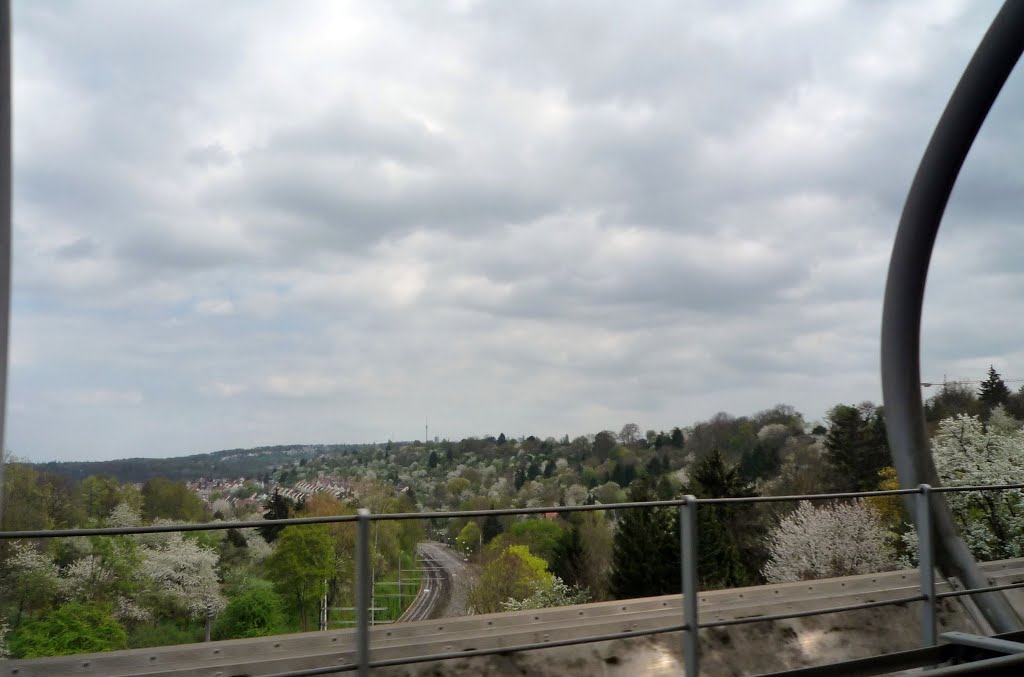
left=4, top=483, right=1024, bottom=676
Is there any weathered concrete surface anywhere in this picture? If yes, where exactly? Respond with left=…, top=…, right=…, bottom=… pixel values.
left=380, top=601, right=975, bottom=676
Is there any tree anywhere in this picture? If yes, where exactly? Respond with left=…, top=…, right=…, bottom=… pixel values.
left=551, top=522, right=585, bottom=588
left=592, top=431, right=618, bottom=460
left=931, top=414, right=1024, bottom=560
left=265, top=525, right=335, bottom=630
left=427, top=450, right=438, bottom=469
left=763, top=500, right=897, bottom=582
left=670, top=427, right=685, bottom=449
left=0, top=616, right=9, bottom=659
left=214, top=579, right=286, bottom=640
left=925, top=382, right=983, bottom=422
left=690, top=450, right=755, bottom=588
left=468, top=545, right=553, bottom=613
left=1, top=542, right=58, bottom=626
left=868, top=466, right=906, bottom=528
left=979, top=366, right=1011, bottom=410
left=1, top=464, right=60, bottom=563
left=141, top=478, right=206, bottom=523
left=8, top=602, right=126, bottom=658
left=1005, top=386, right=1024, bottom=421
left=499, top=576, right=591, bottom=611
left=75, top=475, right=129, bottom=523
left=823, top=404, right=890, bottom=492
left=490, top=519, right=565, bottom=566
left=619, top=423, right=641, bottom=447
left=141, top=531, right=226, bottom=620
left=609, top=478, right=678, bottom=598
left=259, top=489, right=296, bottom=543
left=553, top=511, right=612, bottom=600
left=455, top=521, right=482, bottom=555
left=482, top=511, right=503, bottom=543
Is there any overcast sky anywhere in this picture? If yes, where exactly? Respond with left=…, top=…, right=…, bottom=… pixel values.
left=9, top=0, right=1024, bottom=462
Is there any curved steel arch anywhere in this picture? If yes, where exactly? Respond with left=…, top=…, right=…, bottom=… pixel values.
left=881, top=0, right=1024, bottom=633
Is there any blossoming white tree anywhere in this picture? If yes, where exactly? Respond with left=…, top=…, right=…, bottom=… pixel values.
left=763, top=500, right=897, bottom=583
left=931, top=412, right=1024, bottom=560
left=141, top=532, right=226, bottom=619
left=1, top=542, right=59, bottom=625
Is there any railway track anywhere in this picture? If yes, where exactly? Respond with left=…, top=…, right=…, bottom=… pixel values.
left=397, top=544, right=447, bottom=623
left=7, top=558, right=1024, bottom=676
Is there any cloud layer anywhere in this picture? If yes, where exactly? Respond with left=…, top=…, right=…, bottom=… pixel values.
left=10, top=0, right=1024, bottom=461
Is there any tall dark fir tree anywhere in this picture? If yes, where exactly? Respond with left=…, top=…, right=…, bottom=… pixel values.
left=823, top=404, right=891, bottom=493
left=610, top=477, right=678, bottom=598
left=689, top=449, right=755, bottom=588
left=979, top=366, right=1011, bottom=410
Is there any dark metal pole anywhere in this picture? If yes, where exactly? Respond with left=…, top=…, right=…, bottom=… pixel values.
left=881, top=0, right=1024, bottom=633
left=0, top=0, right=12, bottom=530
left=918, top=485, right=937, bottom=646
left=356, top=509, right=371, bottom=676
left=681, top=495, right=699, bottom=677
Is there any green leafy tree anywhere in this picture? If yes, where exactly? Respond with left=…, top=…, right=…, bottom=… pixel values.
left=468, top=545, right=554, bottom=613
left=592, top=431, right=618, bottom=460
left=2, top=464, right=53, bottom=561
left=9, top=602, right=126, bottom=658
left=455, top=521, right=482, bottom=555
left=487, top=518, right=565, bottom=567
left=298, top=494, right=357, bottom=610
left=925, top=383, right=984, bottom=422
left=979, top=366, right=1011, bottom=410
left=75, top=475, right=128, bottom=523
left=265, top=525, right=335, bottom=630
left=141, top=478, right=206, bottom=523
left=213, top=579, right=286, bottom=640
left=670, top=427, right=685, bottom=449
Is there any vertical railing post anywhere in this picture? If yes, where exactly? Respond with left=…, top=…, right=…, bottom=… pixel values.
left=918, top=484, right=937, bottom=647
left=681, top=495, right=700, bottom=677
left=357, top=508, right=371, bottom=676
left=320, top=579, right=328, bottom=632
left=204, top=604, right=212, bottom=642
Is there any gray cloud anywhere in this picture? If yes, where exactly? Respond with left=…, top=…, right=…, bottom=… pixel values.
left=8, top=0, right=1021, bottom=461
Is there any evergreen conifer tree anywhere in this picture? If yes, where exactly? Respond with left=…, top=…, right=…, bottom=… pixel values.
left=823, top=405, right=891, bottom=492
left=979, top=366, right=1011, bottom=409
left=689, top=449, right=755, bottom=588
left=609, top=478, right=678, bottom=598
